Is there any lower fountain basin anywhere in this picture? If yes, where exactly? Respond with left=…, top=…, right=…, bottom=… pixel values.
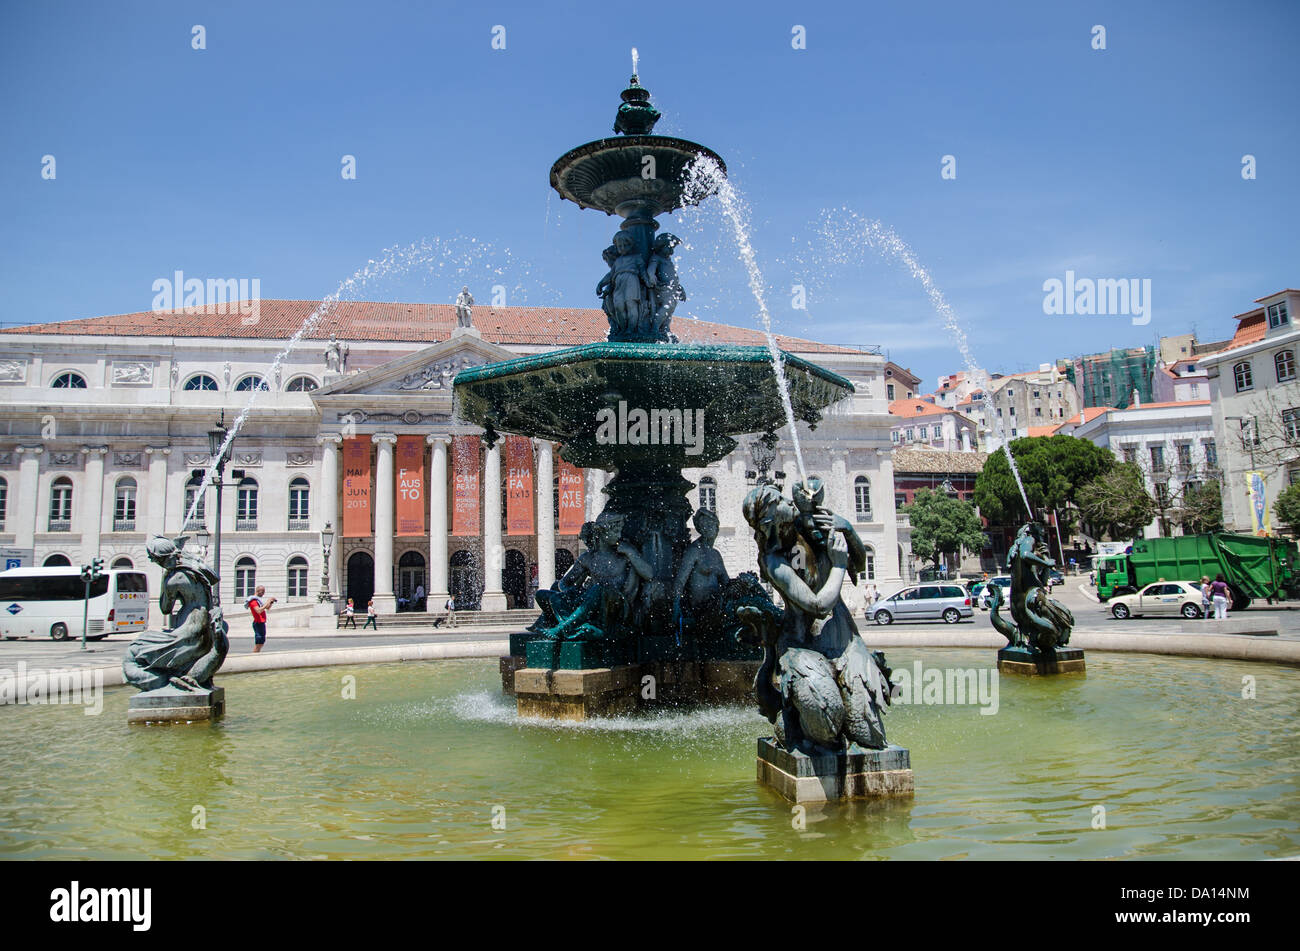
left=2, top=649, right=1297, bottom=859
left=453, top=342, right=852, bottom=468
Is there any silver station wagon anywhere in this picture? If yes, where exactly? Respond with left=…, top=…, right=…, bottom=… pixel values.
left=867, top=584, right=974, bottom=625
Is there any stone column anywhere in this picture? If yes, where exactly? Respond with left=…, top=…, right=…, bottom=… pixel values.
left=426, top=434, right=450, bottom=610
left=81, top=446, right=108, bottom=561
left=587, top=468, right=607, bottom=520
left=315, top=434, right=342, bottom=616
left=879, top=449, right=904, bottom=587
left=371, top=433, right=398, bottom=614
left=536, top=439, right=555, bottom=591
left=144, top=447, right=171, bottom=537
left=13, top=446, right=43, bottom=555
left=480, top=438, right=508, bottom=611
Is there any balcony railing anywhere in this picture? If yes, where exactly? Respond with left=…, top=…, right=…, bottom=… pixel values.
left=235, top=519, right=258, bottom=532
left=287, top=518, right=310, bottom=531
left=112, top=519, right=136, bottom=532
left=48, top=519, right=71, bottom=533
left=184, top=518, right=206, bottom=533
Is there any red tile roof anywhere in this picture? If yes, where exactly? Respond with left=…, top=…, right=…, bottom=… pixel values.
left=889, top=398, right=957, bottom=418
left=1214, top=312, right=1266, bottom=354
left=0, top=300, right=860, bottom=354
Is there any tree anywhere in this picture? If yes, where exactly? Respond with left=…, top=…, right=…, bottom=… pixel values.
left=1273, top=482, right=1300, bottom=535
left=1178, top=481, right=1224, bottom=535
left=974, top=435, right=1116, bottom=525
left=1077, top=462, right=1156, bottom=540
left=903, top=488, right=987, bottom=569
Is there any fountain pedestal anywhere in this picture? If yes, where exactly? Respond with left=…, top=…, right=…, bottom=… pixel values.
left=997, top=645, right=1086, bottom=676
left=510, top=660, right=758, bottom=720
left=756, top=738, right=915, bottom=803
left=127, top=685, right=225, bottom=725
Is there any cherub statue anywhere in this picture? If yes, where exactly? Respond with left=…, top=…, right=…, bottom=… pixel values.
left=673, top=507, right=730, bottom=628
left=530, top=521, right=596, bottom=633
left=647, top=232, right=686, bottom=338
left=539, top=511, right=655, bottom=642
left=609, top=232, right=650, bottom=336
left=990, top=522, right=1075, bottom=651
left=122, top=535, right=229, bottom=694
left=595, top=245, right=620, bottom=333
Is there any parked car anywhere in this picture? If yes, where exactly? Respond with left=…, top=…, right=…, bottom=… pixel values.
left=976, top=576, right=1012, bottom=610
left=1109, top=581, right=1204, bottom=619
left=867, top=584, right=974, bottom=625
left=1047, top=570, right=1065, bottom=588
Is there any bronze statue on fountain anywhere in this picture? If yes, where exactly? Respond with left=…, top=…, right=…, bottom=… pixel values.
left=989, top=522, right=1085, bottom=675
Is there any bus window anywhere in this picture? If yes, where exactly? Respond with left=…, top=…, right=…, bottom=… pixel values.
left=115, top=572, right=148, bottom=593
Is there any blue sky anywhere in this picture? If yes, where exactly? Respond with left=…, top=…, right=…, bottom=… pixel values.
left=2, top=0, right=1296, bottom=388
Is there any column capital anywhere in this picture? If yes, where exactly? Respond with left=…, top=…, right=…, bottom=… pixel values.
left=316, top=433, right=343, bottom=446
left=16, top=445, right=45, bottom=456
left=371, top=433, right=398, bottom=446
left=426, top=434, right=452, bottom=446
left=144, top=446, right=173, bottom=456
left=80, top=445, right=110, bottom=456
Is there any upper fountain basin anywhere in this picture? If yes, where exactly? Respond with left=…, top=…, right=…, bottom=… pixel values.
left=549, top=136, right=726, bottom=217
left=453, top=342, right=853, bottom=468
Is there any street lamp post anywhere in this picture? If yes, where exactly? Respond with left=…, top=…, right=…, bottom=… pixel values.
left=318, top=521, right=335, bottom=605
left=206, top=413, right=234, bottom=608
left=196, top=525, right=210, bottom=564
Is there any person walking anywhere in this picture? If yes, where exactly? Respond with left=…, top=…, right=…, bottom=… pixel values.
left=1209, top=574, right=1231, bottom=620
left=414, top=582, right=426, bottom=612
left=362, top=598, right=379, bottom=630
left=244, top=586, right=277, bottom=653
left=341, top=597, right=357, bottom=629
left=1199, top=576, right=1212, bottom=619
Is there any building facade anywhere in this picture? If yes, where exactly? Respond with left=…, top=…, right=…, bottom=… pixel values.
left=0, top=300, right=909, bottom=619
left=888, top=398, right=977, bottom=452
left=982, top=364, right=1081, bottom=451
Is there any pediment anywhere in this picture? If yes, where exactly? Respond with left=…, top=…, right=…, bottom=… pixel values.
left=313, top=333, right=516, bottom=399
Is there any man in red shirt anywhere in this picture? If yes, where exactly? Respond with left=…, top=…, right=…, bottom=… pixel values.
left=245, top=586, right=277, bottom=653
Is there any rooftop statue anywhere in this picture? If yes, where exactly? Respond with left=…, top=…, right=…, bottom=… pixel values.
left=324, top=334, right=349, bottom=374
left=455, top=286, right=474, bottom=329
left=122, top=535, right=229, bottom=694
left=739, top=482, right=894, bottom=754
left=989, top=521, right=1075, bottom=651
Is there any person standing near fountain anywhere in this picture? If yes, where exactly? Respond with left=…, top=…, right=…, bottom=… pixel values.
left=244, top=585, right=277, bottom=654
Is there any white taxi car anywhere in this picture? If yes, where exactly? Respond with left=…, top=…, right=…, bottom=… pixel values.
left=1108, top=581, right=1204, bottom=620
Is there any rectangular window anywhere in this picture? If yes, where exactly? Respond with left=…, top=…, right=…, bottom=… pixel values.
left=1034, top=407, right=1042, bottom=417
left=1176, top=443, right=1192, bottom=468
left=1235, top=361, right=1254, bottom=392
left=1284, top=408, right=1300, bottom=442
left=1205, top=440, right=1218, bottom=468
left=887, top=384, right=895, bottom=400
left=1268, top=300, right=1290, bottom=329
left=1122, top=447, right=1137, bottom=465
left=1150, top=445, right=1165, bottom=472
left=891, top=430, right=899, bottom=443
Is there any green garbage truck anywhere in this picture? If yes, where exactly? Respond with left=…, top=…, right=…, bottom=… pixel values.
left=1094, top=532, right=1300, bottom=610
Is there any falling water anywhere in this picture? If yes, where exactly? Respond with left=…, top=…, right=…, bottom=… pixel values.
left=811, top=210, right=1034, bottom=517
left=685, top=155, right=807, bottom=482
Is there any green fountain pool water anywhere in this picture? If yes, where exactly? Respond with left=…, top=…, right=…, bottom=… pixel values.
left=1, top=649, right=1297, bottom=860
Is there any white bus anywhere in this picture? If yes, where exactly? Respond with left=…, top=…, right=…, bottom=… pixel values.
left=0, top=567, right=149, bottom=641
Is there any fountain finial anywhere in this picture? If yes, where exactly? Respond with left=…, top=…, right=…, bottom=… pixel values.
left=613, top=66, right=660, bottom=135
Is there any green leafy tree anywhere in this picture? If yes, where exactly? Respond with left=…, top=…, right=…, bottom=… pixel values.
left=1273, top=483, right=1300, bottom=535
left=1077, top=462, right=1156, bottom=540
left=974, top=435, right=1116, bottom=525
left=903, top=488, right=987, bottom=569
left=1179, top=481, right=1224, bottom=535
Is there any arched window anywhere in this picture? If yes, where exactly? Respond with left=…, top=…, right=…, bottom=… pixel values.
left=1234, top=361, right=1254, bottom=392
left=286, top=375, right=318, bottom=392
left=0, top=476, right=7, bottom=530
left=235, top=375, right=268, bottom=392
left=43, top=554, right=72, bottom=567
left=236, top=477, right=259, bottom=530
left=184, top=473, right=206, bottom=530
left=114, top=477, right=137, bottom=531
left=234, top=557, right=257, bottom=601
left=287, top=555, right=309, bottom=599
left=1276, top=350, right=1296, bottom=383
left=698, top=476, right=717, bottom=513
left=288, top=477, right=310, bottom=530
left=51, top=371, right=87, bottom=389
left=184, top=374, right=219, bottom=391
left=854, top=476, right=872, bottom=520
left=111, top=557, right=134, bottom=570
left=49, top=477, right=73, bottom=531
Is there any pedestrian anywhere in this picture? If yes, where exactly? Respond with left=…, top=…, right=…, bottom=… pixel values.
left=414, top=582, right=426, bottom=611
left=1209, top=574, right=1231, bottom=620
left=1199, top=576, right=1211, bottom=619
left=341, top=597, right=357, bottom=629
left=244, top=586, right=277, bottom=653
left=362, top=598, right=379, bottom=630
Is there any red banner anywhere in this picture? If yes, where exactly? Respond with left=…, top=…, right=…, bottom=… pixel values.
left=342, top=437, right=371, bottom=537
left=452, top=436, right=480, bottom=536
left=505, top=436, right=534, bottom=536
left=396, top=436, right=425, bottom=536
left=557, top=454, right=585, bottom=535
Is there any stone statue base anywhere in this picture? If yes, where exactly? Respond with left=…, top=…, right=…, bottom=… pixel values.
left=509, top=660, right=758, bottom=720
left=756, top=738, right=915, bottom=804
left=127, top=684, right=225, bottom=725
left=997, top=645, right=1086, bottom=677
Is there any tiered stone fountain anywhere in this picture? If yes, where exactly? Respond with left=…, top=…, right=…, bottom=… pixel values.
left=453, top=73, right=853, bottom=719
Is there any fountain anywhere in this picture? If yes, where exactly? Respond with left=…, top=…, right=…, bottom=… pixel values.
left=453, top=71, right=855, bottom=721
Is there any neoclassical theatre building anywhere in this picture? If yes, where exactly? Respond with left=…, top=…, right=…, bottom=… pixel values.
left=0, top=301, right=908, bottom=619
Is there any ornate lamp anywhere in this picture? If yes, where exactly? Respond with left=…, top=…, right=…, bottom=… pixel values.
left=318, top=521, right=335, bottom=602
